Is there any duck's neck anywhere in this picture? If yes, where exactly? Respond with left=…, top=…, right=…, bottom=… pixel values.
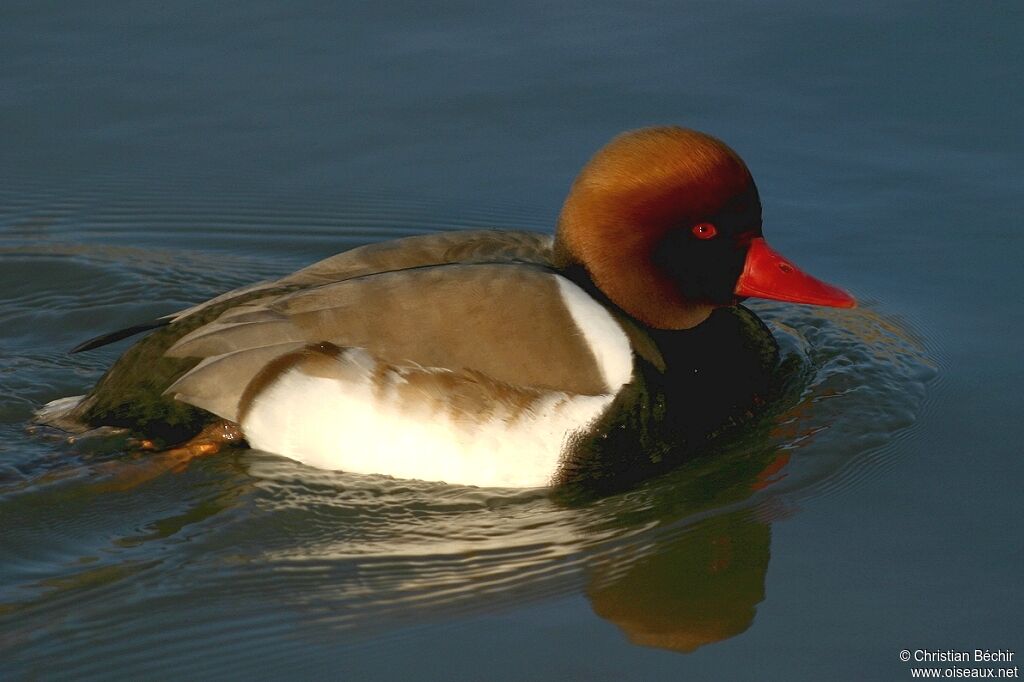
left=552, top=231, right=714, bottom=330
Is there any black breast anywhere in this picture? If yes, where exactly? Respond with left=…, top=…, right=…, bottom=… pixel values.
left=555, top=305, right=781, bottom=495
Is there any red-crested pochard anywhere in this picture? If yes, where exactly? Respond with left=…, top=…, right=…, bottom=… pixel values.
left=47, top=127, right=854, bottom=489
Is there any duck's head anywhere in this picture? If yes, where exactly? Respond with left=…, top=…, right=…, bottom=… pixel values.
left=554, top=126, right=855, bottom=329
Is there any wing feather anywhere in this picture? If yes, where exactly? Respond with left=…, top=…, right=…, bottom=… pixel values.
left=163, top=263, right=614, bottom=423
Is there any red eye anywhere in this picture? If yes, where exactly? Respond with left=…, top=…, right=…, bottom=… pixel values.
left=691, top=222, right=718, bottom=240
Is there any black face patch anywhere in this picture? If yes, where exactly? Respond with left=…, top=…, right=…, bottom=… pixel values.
left=650, top=186, right=763, bottom=305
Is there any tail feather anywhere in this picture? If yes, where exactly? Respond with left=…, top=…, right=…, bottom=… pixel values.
left=69, top=318, right=171, bottom=354
left=32, top=395, right=90, bottom=433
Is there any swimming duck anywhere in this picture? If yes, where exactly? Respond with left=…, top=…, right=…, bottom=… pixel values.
left=48, top=127, right=854, bottom=489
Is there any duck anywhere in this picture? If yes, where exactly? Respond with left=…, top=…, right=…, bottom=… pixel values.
left=44, top=127, right=854, bottom=490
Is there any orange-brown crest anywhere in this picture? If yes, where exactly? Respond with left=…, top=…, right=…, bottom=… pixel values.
left=554, top=127, right=760, bottom=330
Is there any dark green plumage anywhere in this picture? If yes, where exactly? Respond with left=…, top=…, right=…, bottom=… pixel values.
left=556, top=305, right=782, bottom=494
left=73, top=287, right=296, bottom=444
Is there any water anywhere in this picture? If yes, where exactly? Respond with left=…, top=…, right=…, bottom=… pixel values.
left=1, top=2, right=1020, bottom=680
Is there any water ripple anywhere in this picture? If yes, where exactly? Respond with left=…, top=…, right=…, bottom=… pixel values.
left=0, top=182, right=935, bottom=677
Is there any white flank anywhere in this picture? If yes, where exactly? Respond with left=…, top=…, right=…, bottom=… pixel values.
left=553, top=275, right=633, bottom=391
left=241, top=349, right=620, bottom=488
left=241, top=279, right=634, bottom=489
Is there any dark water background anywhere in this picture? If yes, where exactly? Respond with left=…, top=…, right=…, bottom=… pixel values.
left=1, top=2, right=1021, bottom=680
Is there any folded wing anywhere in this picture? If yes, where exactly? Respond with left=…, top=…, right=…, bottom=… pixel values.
left=166, top=261, right=616, bottom=424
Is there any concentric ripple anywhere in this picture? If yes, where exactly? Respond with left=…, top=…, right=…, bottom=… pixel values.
left=0, top=182, right=935, bottom=678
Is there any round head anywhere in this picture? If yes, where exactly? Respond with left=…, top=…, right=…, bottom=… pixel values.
left=554, top=127, right=853, bottom=329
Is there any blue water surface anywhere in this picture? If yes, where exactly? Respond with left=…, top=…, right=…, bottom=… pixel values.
left=1, top=2, right=1021, bottom=680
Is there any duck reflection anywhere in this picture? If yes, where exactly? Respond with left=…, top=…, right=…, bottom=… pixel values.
left=587, top=508, right=770, bottom=653
left=576, top=436, right=790, bottom=654
left=219, top=426, right=791, bottom=654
